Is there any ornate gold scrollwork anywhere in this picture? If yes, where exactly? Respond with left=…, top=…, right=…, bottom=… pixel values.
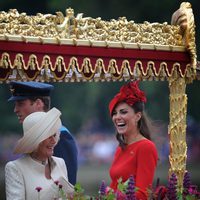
left=171, top=2, right=197, bottom=82
left=0, top=52, right=11, bottom=69
left=39, top=55, right=53, bottom=82
left=81, top=58, right=94, bottom=80
left=168, top=77, right=187, bottom=193
left=52, top=56, right=67, bottom=80
left=13, top=54, right=25, bottom=80
left=0, top=8, right=183, bottom=46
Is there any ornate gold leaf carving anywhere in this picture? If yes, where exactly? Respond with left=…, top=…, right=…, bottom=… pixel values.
left=168, top=77, right=187, bottom=193
left=0, top=8, right=183, bottom=46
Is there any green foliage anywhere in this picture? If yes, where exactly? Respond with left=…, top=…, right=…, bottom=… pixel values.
left=74, top=182, right=84, bottom=194
left=177, top=191, right=183, bottom=200
left=117, top=177, right=127, bottom=192
left=59, top=187, right=67, bottom=200
left=105, top=191, right=115, bottom=200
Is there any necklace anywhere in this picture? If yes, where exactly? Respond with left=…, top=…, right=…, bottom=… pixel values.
left=30, top=154, right=47, bottom=166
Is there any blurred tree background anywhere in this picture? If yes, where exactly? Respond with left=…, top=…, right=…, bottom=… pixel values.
left=0, top=0, right=200, bottom=198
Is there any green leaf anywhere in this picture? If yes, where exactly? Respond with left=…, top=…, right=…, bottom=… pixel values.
left=106, top=192, right=116, bottom=200
left=74, top=182, right=85, bottom=193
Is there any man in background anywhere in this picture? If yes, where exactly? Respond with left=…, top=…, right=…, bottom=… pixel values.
left=8, top=81, right=78, bottom=185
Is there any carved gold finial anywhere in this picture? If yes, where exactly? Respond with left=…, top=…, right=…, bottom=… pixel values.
left=56, top=7, right=77, bottom=38
left=171, top=2, right=196, bottom=82
left=66, top=7, right=74, bottom=16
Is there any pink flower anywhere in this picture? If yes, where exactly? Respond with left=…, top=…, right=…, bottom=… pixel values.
left=154, top=185, right=167, bottom=199
left=115, top=189, right=126, bottom=200
left=35, top=186, right=42, bottom=192
left=54, top=180, right=59, bottom=186
left=188, top=185, right=198, bottom=195
left=105, top=186, right=112, bottom=194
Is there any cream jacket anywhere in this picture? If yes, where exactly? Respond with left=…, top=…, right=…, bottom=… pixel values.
left=5, top=155, right=74, bottom=200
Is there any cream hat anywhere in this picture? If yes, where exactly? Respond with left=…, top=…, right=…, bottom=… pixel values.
left=14, top=107, right=61, bottom=154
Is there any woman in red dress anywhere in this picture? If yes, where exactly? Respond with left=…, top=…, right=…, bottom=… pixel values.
left=109, top=81, right=158, bottom=200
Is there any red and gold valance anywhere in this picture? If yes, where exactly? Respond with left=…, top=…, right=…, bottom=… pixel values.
left=0, top=40, right=191, bottom=82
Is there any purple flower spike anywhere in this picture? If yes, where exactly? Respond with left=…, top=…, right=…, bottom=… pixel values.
left=99, top=180, right=106, bottom=196
left=167, top=173, right=178, bottom=200
left=183, top=171, right=191, bottom=196
left=126, top=175, right=136, bottom=200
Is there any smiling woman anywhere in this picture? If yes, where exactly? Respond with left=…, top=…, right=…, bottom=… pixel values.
left=30, top=133, right=59, bottom=167
left=5, top=108, right=74, bottom=200
left=108, top=81, right=158, bottom=200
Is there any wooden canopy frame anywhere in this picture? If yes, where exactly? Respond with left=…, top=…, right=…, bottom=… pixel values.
left=0, top=2, right=198, bottom=193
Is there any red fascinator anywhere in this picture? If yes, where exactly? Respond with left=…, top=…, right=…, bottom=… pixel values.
left=109, top=81, right=147, bottom=115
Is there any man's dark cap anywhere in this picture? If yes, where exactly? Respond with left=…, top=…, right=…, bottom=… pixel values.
left=8, top=81, right=54, bottom=102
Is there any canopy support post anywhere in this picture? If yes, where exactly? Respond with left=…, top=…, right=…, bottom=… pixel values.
left=168, top=77, right=187, bottom=193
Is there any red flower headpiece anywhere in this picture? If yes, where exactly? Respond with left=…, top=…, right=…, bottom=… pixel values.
left=109, top=81, right=147, bottom=115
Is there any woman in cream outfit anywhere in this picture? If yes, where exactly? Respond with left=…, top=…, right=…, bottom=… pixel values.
left=5, top=107, right=74, bottom=200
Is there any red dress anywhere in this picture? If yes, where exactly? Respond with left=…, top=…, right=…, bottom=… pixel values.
left=109, top=139, right=158, bottom=200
